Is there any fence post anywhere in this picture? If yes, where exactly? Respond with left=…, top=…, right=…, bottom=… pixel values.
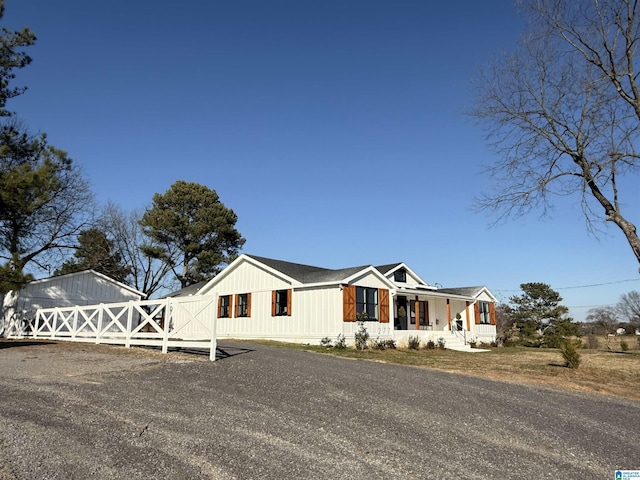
left=162, top=298, right=170, bottom=354
left=210, top=294, right=218, bottom=361
left=96, top=304, right=104, bottom=344
left=72, top=306, right=79, bottom=341
left=50, top=308, right=58, bottom=339
left=125, top=300, right=133, bottom=348
left=33, top=311, right=40, bottom=338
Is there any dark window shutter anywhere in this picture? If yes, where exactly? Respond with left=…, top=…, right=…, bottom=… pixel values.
left=271, top=290, right=276, bottom=317
left=343, top=285, right=356, bottom=322
left=287, top=289, right=292, bottom=316
left=378, top=288, right=390, bottom=323
left=217, top=296, right=222, bottom=318
left=489, top=302, right=496, bottom=325
left=247, top=293, right=252, bottom=317
left=233, top=294, right=238, bottom=318
left=474, top=302, right=481, bottom=325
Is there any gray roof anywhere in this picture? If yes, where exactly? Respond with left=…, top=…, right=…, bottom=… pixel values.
left=436, top=286, right=486, bottom=298
left=166, top=279, right=210, bottom=298
left=374, top=263, right=403, bottom=275
left=247, top=255, right=371, bottom=284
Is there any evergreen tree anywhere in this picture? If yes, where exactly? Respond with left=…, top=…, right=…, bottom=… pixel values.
left=140, top=181, right=245, bottom=288
left=509, top=282, right=577, bottom=346
left=56, top=228, right=130, bottom=283
left=0, top=0, right=36, bottom=116
left=0, top=3, right=93, bottom=292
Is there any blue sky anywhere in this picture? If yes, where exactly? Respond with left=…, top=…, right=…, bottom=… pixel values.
left=5, top=0, right=639, bottom=318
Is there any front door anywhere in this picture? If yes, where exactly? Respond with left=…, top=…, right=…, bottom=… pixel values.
left=396, top=296, right=408, bottom=330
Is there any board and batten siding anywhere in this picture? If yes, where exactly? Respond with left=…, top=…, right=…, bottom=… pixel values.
left=341, top=270, right=394, bottom=339
left=197, top=260, right=347, bottom=343
left=349, top=271, right=390, bottom=289
left=210, top=286, right=344, bottom=343
left=208, top=260, right=294, bottom=296
left=448, top=298, right=468, bottom=327
left=468, top=289, right=497, bottom=342
left=1, top=271, right=143, bottom=332
left=10, top=272, right=140, bottom=313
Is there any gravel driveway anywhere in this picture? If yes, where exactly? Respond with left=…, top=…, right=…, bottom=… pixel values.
left=0, top=340, right=638, bottom=479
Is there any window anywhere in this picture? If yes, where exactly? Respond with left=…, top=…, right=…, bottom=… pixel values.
left=356, top=286, right=378, bottom=320
left=218, top=295, right=231, bottom=318
left=344, top=286, right=389, bottom=323
left=409, top=300, right=416, bottom=325
left=409, top=300, right=428, bottom=327
left=394, top=268, right=407, bottom=283
left=236, top=293, right=250, bottom=317
left=273, top=289, right=290, bottom=316
left=478, top=301, right=490, bottom=324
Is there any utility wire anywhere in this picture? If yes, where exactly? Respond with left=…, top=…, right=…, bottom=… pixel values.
left=494, top=278, right=639, bottom=293
left=566, top=304, right=616, bottom=309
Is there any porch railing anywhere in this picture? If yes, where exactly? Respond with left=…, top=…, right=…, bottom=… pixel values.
left=451, top=325, right=467, bottom=345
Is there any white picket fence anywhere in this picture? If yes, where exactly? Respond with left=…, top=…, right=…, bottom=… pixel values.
left=5, top=295, right=219, bottom=361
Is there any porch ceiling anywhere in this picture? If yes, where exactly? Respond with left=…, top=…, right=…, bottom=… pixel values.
left=394, top=287, right=475, bottom=302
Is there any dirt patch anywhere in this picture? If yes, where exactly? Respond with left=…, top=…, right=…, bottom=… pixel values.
left=0, top=338, right=205, bottom=381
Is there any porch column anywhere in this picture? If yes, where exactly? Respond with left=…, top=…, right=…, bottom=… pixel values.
left=446, top=299, right=451, bottom=330
left=415, top=295, right=420, bottom=330
left=465, top=301, right=471, bottom=331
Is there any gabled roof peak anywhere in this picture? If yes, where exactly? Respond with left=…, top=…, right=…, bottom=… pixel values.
left=375, top=263, right=405, bottom=275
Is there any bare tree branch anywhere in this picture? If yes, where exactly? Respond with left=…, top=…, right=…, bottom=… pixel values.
left=472, top=0, right=640, bottom=264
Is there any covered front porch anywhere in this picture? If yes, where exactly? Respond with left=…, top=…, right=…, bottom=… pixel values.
left=392, top=288, right=478, bottom=347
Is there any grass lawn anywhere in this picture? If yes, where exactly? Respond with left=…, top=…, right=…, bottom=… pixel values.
left=253, top=340, right=640, bottom=401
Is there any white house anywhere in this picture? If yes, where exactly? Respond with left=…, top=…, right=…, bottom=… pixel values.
left=1, top=270, right=144, bottom=335
left=173, top=254, right=497, bottom=347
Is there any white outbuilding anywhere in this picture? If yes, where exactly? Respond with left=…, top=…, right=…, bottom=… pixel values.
left=1, top=270, right=144, bottom=335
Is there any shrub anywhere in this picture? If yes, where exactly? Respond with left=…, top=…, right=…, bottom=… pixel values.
left=468, top=339, right=477, bottom=348
left=320, top=337, right=332, bottom=347
left=384, top=339, right=397, bottom=349
left=560, top=339, right=581, bottom=369
left=436, top=337, right=446, bottom=350
left=407, top=335, right=420, bottom=350
left=333, top=334, right=346, bottom=349
left=425, top=339, right=436, bottom=350
left=354, top=321, right=370, bottom=351
left=544, top=334, right=564, bottom=349
left=621, top=340, right=629, bottom=352
left=372, top=337, right=387, bottom=350
left=502, top=338, right=520, bottom=347
left=586, top=336, right=599, bottom=349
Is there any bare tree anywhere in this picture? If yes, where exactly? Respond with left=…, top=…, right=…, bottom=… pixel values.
left=585, top=305, right=618, bottom=348
left=472, top=0, right=640, bottom=265
left=100, top=203, right=176, bottom=298
left=0, top=122, right=94, bottom=291
left=616, top=290, right=640, bottom=326
left=586, top=306, right=618, bottom=333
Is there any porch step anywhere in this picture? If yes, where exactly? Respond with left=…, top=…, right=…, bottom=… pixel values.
left=443, top=333, right=489, bottom=353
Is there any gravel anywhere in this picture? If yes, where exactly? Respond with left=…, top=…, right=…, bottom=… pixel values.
left=0, top=339, right=638, bottom=479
